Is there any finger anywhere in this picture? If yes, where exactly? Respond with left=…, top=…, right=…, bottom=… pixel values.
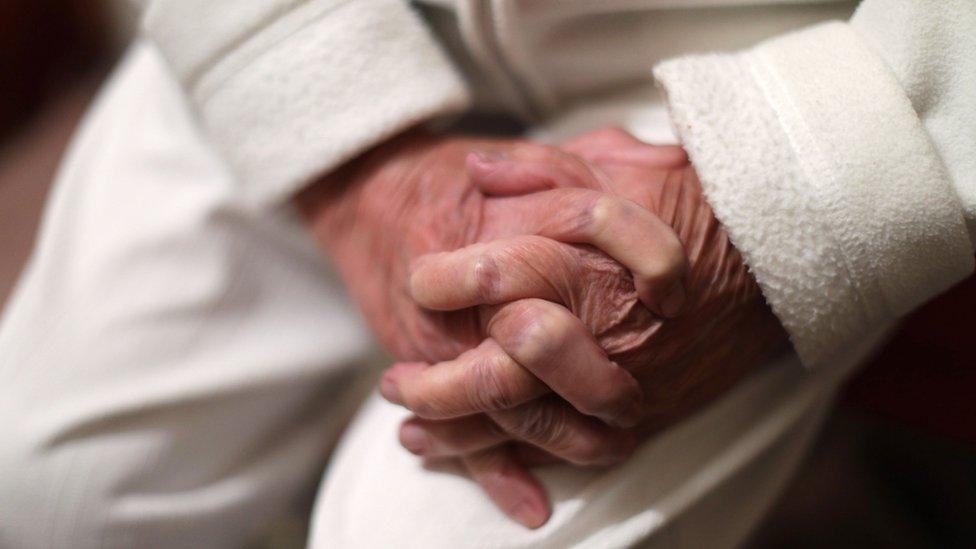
left=561, top=126, right=645, bottom=151
left=398, top=414, right=510, bottom=458
left=561, top=126, right=689, bottom=169
left=380, top=339, right=547, bottom=419
left=482, top=188, right=688, bottom=317
left=513, top=444, right=561, bottom=467
left=462, top=446, right=551, bottom=529
left=466, top=143, right=611, bottom=196
left=487, top=298, right=644, bottom=428
left=489, top=396, right=637, bottom=466
left=408, top=235, right=575, bottom=311
left=398, top=400, right=636, bottom=467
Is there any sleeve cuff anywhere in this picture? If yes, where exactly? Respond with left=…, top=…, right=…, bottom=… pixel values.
left=148, top=0, right=471, bottom=208
left=654, top=22, right=973, bottom=366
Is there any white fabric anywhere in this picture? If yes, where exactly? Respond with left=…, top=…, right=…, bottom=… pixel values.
left=2, top=0, right=974, bottom=548
left=312, top=353, right=861, bottom=548
left=0, top=43, right=380, bottom=548
left=852, top=0, right=976, bottom=241
left=143, top=0, right=470, bottom=208
left=654, top=21, right=973, bottom=365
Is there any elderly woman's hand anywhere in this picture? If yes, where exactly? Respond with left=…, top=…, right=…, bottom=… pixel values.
left=296, top=129, right=691, bottom=527
left=380, top=128, right=790, bottom=528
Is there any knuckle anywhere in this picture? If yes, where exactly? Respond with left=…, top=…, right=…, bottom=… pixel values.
left=509, top=304, right=572, bottom=362
left=505, top=404, right=609, bottom=465
left=508, top=403, right=566, bottom=447
left=465, top=354, right=520, bottom=411
left=471, top=253, right=501, bottom=303
left=584, top=195, right=618, bottom=236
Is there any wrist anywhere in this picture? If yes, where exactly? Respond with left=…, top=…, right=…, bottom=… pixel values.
left=295, top=127, right=437, bottom=249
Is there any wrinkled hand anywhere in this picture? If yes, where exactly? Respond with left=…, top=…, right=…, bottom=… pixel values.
left=297, top=129, right=692, bottom=527
left=381, top=128, right=790, bottom=526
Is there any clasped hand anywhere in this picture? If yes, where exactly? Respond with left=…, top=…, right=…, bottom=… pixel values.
left=298, top=128, right=787, bottom=529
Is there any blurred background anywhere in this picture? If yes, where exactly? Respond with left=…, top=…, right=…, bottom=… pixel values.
left=1, top=2, right=973, bottom=547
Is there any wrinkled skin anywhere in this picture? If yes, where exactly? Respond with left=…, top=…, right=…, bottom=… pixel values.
left=298, top=132, right=489, bottom=363
left=298, top=129, right=686, bottom=371
left=298, top=127, right=789, bottom=527
left=562, top=140, right=790, bottom=432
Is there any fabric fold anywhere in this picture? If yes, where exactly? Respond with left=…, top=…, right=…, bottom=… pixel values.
left=654, top=22, right=973, bottom=366
left=146, top=0, right=471, bottom=208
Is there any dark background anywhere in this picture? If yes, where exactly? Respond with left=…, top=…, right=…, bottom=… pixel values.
left=1, top=3, right=973, bottom=547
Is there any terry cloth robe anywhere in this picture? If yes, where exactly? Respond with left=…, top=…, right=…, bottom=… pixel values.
left=0, top=1, right=972, bottom=547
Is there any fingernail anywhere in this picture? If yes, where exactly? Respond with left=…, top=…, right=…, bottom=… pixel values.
left=379, top=370, right=403, bottom=404
left=510, top=498, right=549, bottom=529
left=399, top=423, right=429, bottom=455
left=659, top=283, right=686, bottom=318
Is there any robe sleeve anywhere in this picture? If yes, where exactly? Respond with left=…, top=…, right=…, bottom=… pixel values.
left=653, top=0, right=976, bottom=366
left=137, top=0, right=471, bottom=207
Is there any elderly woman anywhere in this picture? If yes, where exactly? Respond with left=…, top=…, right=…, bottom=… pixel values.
left=1, top=1, right=973, bottom=548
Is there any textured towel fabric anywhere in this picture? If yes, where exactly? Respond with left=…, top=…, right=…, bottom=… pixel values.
left=654, top=19, right=974, bottom=365
left=0, top=43, right=382, bottom=548
left=852, top=0, right=976, bottom=241
left=143, top=0, right=471, bottom=208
